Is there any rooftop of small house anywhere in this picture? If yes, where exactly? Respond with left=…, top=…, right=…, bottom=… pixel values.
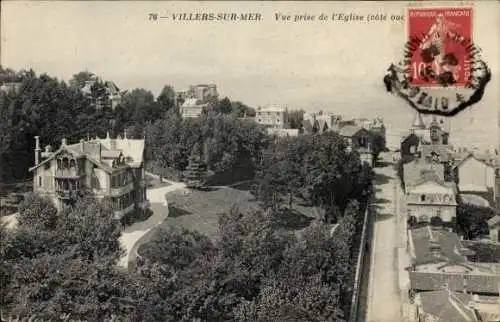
left=409, top=226, right=472, bottom=266
left=417, top=290, right=500, bottom=322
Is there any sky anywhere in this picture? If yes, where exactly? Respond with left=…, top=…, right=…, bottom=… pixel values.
left=1, top=1, right=499, bottom=148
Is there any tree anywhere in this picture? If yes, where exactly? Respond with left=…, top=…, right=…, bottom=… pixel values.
left=184, top=142, right=207, bottom=189
left=156, top=85, right=176, bottom=112
left=287, top=109, right=305, bottom=130
left=218, top=97, right=233, bottom=114
left=69, top=70, right=95, bottom=89
left=17, top=193, right=59, bottom=230
left=456, top=203, right=496, bottom=240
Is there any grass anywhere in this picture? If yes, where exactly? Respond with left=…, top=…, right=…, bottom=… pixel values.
left=134, top=187, right=322, bottom=264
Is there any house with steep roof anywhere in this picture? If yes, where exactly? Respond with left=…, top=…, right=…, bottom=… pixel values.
left=406, top=171, right=457, bottom=223
left=81, top=77, right=124, bottom=110
left=29, top=133, right=149, bottom=223
left=408, top=226, right=500, bottom=296
left=338, top=125, right=374, bottom=166
left=453, top=152, right=496, bottom=204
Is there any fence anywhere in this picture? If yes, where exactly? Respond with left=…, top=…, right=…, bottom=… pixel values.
left=349, top=195, right=374, bottom=322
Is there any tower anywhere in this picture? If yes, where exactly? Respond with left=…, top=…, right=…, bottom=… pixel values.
left=429, top=115, right=442, bottom=145
left=411, top=111, right=426, bottom=130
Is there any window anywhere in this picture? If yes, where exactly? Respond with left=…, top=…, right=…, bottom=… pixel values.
left=420, top=194, right=426, bottom=202
left=410, top=146, right=416, bottom=154
left=44, top=162, right=51, bottom=170
left=277, top=118, right=280, bottom=123
left=39, top=176, right=42, bottom=187
left=436, top=208, right=442, bottom=217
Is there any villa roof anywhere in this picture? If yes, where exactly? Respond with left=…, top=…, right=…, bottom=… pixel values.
left=30, top=135, right=144, bottom=173
left=338, top=125, right=366, bottom=137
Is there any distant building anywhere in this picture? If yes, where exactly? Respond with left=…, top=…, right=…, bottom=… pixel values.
left=302, top=112, right=343, bottom=134
left=338, top=125, right=374, bottom=166
left=176, top=84, right=218, bottom=105
left=81, top=78, right=124, bottom=110
left=0, top=82, right=22, bottom=94
left=405, top=170, right=457, bottom=223
left=180, top=98, right=208, bottom=118
left=453, top=152, right=496, bottom=203
left=408, top=226, right=500, bottom=296
left=256, top=106, right=287, bottom=129
left=401, top=112, right=450, bottom=161
left=29, top=133, right=148, bottom=221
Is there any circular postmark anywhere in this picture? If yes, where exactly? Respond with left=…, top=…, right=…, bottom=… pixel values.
left=383, top=7, right=491, bottom=117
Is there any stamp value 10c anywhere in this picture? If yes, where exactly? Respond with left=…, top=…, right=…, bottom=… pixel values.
left=407, top=7, right=473, bottom=88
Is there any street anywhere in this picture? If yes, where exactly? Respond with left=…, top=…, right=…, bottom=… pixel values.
left=365, top=152, right=403, bottom=322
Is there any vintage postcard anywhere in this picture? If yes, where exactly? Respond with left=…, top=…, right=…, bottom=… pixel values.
left=0, top=1, right=499, bottom=322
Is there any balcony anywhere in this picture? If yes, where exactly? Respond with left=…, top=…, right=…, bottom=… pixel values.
left=110, top=181, right=134, bottom=196
left=56, top=189, right=73, bottom=199
left=55, top=168, right=82, bottom=179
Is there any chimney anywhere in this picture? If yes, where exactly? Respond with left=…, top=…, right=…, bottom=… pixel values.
left=61, top=138, right=67, bottom=146
left=34, top=136, right=41, bottom=165
left=124, top=130, right=127, bottom=140
left=80, top=139, right=84, bottom=151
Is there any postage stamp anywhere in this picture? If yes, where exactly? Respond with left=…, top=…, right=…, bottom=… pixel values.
left=384, top=5, right=490, bottom=117
left=407, top=7, right=473, bottom=88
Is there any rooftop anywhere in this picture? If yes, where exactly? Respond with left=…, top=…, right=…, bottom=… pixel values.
left=410, top=226, right=471, bottom=266
left=418, top=290, right=478, bottom=321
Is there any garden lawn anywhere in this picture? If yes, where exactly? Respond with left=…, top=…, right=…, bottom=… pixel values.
left=135, top=187, right=323, bottom=264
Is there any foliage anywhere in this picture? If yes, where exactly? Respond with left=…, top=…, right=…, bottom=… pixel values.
left=145, top=113, right=268, bottom=185
left=456, top=203, right=497, bottom=240
left=1, top=196, right=132, bottom=319
left=256, top=131, right=373, bottom=221
left=287, top=109, right=305, bottom=130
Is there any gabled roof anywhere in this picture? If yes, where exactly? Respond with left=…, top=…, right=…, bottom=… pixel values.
left=454, top=152, right=494, bottom=170
left=317, top=119, right=328, bottom=133
left=410, top=227, right=469, bottom=266
left=29, top=145, right=85, bottom=172
left=338, top=125, right=367, bottom=137
left=419, top=290, right=478, bottom=322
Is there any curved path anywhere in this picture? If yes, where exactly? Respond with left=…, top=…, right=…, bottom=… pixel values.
left=118, top=177, right=186, bottom=268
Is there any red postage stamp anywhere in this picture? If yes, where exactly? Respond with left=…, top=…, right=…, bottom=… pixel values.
left=407, top=7, right=473, bottom=88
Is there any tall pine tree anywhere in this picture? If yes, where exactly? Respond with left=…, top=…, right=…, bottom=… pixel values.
left=184, top=142, right=207, bottom=189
